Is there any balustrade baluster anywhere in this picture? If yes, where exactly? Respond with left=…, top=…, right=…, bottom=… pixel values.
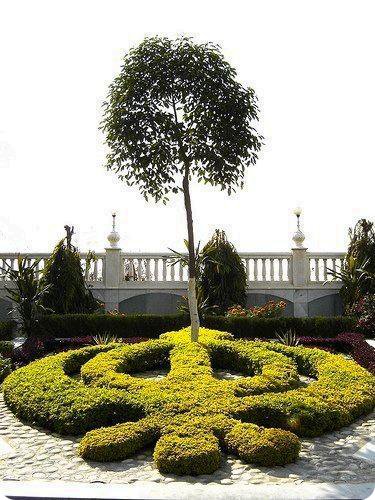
left=323, top=259, right=328, bottom=282
left=145, top=259, right=151, bottom=281
left=170, top=260, right=175, bottom=281
left=254, top=259, right=258, bottom=281
left=245, top=258, right=250, bottom=282
left=261, top=259, right=266, bottom=281
left=162, top=258, right=167, bottom=281
left=270, top=259, right=275, bottom=281
left=154, top=258, right=159, bottom=281
left=314, top=258, right=320, bottom=281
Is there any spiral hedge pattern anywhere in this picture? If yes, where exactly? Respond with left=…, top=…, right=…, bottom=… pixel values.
left=3, top=328, right=375, bottom=475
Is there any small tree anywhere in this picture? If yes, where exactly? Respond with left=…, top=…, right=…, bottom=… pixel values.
left=102, top=36, right=262, bottom=340
left=40, top=227, right=100, bottom=314
left=199, top=230, right=247, bottom=314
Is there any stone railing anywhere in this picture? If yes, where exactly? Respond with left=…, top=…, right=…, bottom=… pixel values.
left=0, top=249, right=345, bottom=288
left=0, top=253, right=106, bottom=283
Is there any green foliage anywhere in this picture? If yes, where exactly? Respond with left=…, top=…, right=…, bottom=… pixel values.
left=0, top=341, right=14, bottom=356
left=36, top=313, right=190, bottom=339
left=0, top=321, right=16, bottom=340
left=198, top=230, right=247, bottom=314
left=203, top=315, right=357, bottom=339
left=3, top=328, right=374, bottom=475
left=33, top=313, right=356, bottom=340
left=1, top=256, right=51, bottom=336
left=40, top=239, right=100, bottom=314
left=154, top=433, right=221, bottom=475
left=330, top=219, right=375, bottom=312
left=224, top=423, right=300, bottom=466
left=102, top=36, right=262, bottom=204
left=0, top=355, right=12, bottom=382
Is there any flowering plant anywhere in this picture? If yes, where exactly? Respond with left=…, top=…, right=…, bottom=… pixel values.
left=107, top=310, right=127, bottom=317
left=226, top=300, right=287, bottom=319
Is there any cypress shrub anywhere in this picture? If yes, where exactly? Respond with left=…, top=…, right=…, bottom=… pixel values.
left=40, top=238, right=100, bottom=314
left=199, top=230, right=247, bottom=314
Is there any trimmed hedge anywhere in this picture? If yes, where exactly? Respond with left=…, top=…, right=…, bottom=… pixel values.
left=203, top=315, right=357, bottom=339
left=34, top=313, right=357, bottom=340
left=300, top=332, right=375, bottom=375
left=224, top=423, right=300, bottom=466
left=36, top=313, right=190, bottom=339
left=3, top=327, right=375, bottom=475
left=0, top=321, right=16, bottom=341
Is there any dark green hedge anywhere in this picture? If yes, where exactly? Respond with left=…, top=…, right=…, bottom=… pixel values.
left=0, top=321, right=16, bottom=340
left=35, top=313, right=357, bottom=340
left=202, top=316, right=357, bottom=339
left=36, top=313, right=190, bottom=339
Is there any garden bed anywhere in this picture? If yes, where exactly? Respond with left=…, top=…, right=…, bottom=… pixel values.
left=3, top=327, right=374, bottom=476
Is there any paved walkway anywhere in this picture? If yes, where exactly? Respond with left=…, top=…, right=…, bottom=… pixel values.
left=0, top=480, right=374, bottom=499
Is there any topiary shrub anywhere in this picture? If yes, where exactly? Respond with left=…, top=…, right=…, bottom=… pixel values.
left=3, top=328, right=375, bottom=475
left=154, top=433, right=221, bottom=475
left=224, top=423, right=300, bottom=466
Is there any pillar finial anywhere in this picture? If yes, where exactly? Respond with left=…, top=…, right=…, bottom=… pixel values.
left=107, top=212, right=120, bottom=248
left=292, top=207, right=306, bottom=248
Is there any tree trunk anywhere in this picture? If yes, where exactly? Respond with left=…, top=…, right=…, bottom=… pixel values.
left=182, top=165, right=200, bottom=342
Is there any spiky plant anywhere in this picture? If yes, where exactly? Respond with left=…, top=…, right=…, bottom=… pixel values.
left=1, top=256, right=51, bottom=336
left=276, top=329, right=300, bottom=347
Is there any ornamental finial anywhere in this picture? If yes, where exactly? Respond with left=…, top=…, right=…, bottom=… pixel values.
left=107, top=211, right=120, bottom=248
left=292, top=207, right=306, bottom=248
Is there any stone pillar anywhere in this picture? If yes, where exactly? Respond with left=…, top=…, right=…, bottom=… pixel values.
left=104, top=213, right=121, bottom=311
left=291, top=247, right=309, bottom=317
left=291, top=208, right=309, bottom=317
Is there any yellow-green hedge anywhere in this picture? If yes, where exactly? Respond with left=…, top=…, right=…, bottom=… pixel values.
left=3, top=327, right=375, bottom=475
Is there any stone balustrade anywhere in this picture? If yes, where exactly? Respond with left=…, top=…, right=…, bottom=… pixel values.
left=0, top=247, right=345, bottom=318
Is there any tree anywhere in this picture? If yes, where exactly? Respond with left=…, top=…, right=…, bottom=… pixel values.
left=40, top=227, right=100, bottom=314
left=102, top=36, right=262, bottom=341
left=199, top=229, right=247, bottom=314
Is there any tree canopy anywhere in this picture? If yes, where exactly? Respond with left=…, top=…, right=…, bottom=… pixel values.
left=102, top=36, right=263, bottom=203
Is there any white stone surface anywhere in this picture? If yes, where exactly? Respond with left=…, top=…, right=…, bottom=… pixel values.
left=354, top=440, right=375, bottom=463
left=0, top=480, right=374, bottom=499
left=0, top=438, right=14, bottom=459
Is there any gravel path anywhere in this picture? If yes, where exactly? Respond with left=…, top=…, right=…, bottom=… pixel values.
left=0, top=393, right=374, bottom=486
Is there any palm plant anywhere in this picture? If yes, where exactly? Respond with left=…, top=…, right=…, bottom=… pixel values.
left=1, top=256, right=52, bottom=337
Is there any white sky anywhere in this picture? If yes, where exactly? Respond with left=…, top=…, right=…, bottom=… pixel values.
left=0, top=0, right=374, bottom=254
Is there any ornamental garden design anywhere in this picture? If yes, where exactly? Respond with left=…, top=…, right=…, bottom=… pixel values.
left=0, top=36, right=374, bottom=490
